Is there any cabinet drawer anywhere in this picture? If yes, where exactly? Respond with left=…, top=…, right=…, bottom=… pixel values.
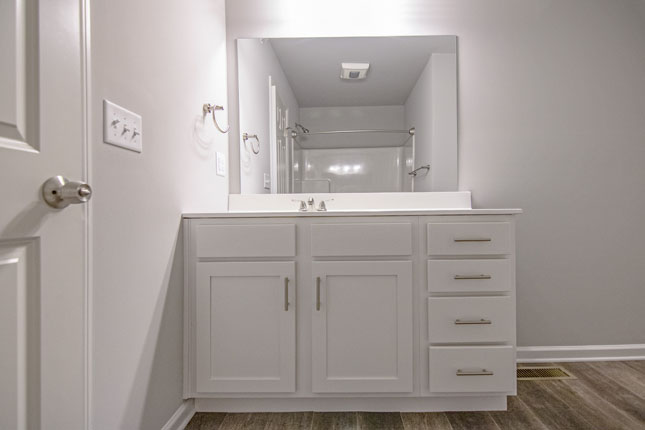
left=429, top=346, right=515, bottom=393
left=427, top=259, right=511, bottom=293
left=427, top=222, right=511, bottom=255
left=428, top=297, right=514, bottom=343
left=196, top=224, right=296, bottom=258
left=311, top=223, right=412, bottom=257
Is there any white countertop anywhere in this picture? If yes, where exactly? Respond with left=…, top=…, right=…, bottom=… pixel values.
left=183, top=208, right=522, bottom=218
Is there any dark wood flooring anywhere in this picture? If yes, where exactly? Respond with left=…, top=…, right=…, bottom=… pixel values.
left=186, top=361, right=645, bottom=430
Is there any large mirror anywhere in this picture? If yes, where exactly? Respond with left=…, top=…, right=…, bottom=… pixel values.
left=236, top=36, right=457, bottom=194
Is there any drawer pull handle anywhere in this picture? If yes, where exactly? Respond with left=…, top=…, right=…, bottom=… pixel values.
left=454, top=274, right=492, bottom=280
left=284, top=277, right=289, bottom=311
left=454, top=238, right=492, bottom=242
left=457, top=369, right=494, bottom=376
left=455, top=319, right=492, bottom=325
left=316, top=277, right=321, bottom=311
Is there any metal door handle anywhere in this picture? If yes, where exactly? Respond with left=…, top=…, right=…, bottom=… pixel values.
left=454, top=238, right=492, bottom=242
left=316, top=277, right=321, bottom=311
left=456, top=369, right=494, bottom=376
left=284, top=277, right=289, bottom=311
left=42, top=176, right=92, bottom=209
left=454, top=275, right=492, bottom=280
left=455, top=319, right=492, bottom=325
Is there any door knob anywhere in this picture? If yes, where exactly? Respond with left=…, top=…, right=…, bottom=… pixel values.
left=42, top=176, right=92, bottom=209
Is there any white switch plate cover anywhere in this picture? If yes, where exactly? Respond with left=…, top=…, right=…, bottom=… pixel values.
left=216, top=152, right=226, bottom=176
left=103, top=99, right=142, bottom=153
left=263, top=173, right=271, bottom=190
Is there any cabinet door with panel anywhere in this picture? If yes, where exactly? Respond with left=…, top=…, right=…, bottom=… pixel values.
left=195, top=261, right=296, bottom=393
left=311, top=261, right=413, bottom=393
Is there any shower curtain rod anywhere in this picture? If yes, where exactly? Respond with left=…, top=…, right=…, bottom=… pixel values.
left=291, top=127, right=415, bottom=137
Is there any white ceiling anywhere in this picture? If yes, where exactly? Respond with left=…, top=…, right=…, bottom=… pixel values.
left=268, top=36, right=456, bottom=107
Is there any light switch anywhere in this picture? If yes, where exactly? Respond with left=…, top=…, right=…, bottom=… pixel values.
left=216, top=152, right=226, bottom=177
left=103, top=99, right=142, bottom=153
left=263, top=173, right=271, bottom=190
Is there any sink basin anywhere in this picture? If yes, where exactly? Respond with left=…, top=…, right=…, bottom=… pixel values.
left=228, top=191, right=472, bottom=212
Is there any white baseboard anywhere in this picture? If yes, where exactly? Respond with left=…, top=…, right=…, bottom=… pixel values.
left=517, top=344, right=645, bottom=363
left=195, top=396, right=507, bottom=413
left=161, top=399, right=195, bottom=430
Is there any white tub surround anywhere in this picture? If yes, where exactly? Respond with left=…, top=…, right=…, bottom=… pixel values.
left=184, top=209, right=520, bottom=412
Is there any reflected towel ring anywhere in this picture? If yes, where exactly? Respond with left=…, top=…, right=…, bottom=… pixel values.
left=242, top=133, right=260, bottom=154
left=203, top=103, right=230, bottom=133
left=408, top=164, right=430, bottom=177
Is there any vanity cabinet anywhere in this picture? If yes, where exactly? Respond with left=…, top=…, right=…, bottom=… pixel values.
left=311, top=261, right=413, bottom=393
left=424, top=219, right=516, bottom=396
left=184, top=213, right=518, bottom=412
left=195, top=261, right=296, bottom=393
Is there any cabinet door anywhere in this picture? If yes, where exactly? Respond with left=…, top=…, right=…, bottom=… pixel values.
left=312, top=261, right=413, bottom=393
left=195, top=262, right=295, bottom=393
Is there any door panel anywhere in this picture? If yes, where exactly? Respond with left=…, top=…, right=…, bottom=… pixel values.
left=0, top=0, right=86, bottom=428
left=196, top=262, right=296, bottom=393
left=0, top=0, right=39, bottom=152
left=0, top=242, right=38, bottom=430
left=311, top=261, right=413, bottom=393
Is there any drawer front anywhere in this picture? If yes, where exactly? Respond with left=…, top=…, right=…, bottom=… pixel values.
left=427, top=222, right=511, bottom=255
left=427, top=259, right=511, bottom=293
left=429, top=346, right=515, bottom=393
left=428, top=297, right=514, bottom=343
left=196, top=224, right=296, bottom=258
left=311, top=223, right=412, bottom=257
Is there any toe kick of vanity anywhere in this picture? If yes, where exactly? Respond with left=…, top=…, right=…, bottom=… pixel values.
left=183, top=212, right=518, bottom=412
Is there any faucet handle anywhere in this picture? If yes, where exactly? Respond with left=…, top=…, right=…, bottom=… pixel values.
left=291, top=199, right=308, bottom=212
left=317, top=198, right=334, bottom=211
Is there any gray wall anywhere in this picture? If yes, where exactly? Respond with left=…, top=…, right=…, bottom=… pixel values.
left=237, top=39, right=300, bottom=194
left=91, top=0, right=228, bottom=428
left=226, top=0, right=645, bottom=347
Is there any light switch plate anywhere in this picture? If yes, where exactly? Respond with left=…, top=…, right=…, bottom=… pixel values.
left=263, top=173, right=271, bottom=190
left=216, top=152, right=226, bottom=176
left=103, top=99, right=142, bottom=153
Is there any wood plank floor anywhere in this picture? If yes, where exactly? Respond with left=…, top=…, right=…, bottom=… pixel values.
left=186, top=361, right=645, bottom=430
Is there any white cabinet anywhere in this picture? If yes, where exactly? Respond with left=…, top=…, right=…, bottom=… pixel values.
left=424, top=218, right=516, bottom=396
left=427, top=296, right=514, bottom=343
left=311, top=261, right=413, bottom=393
left=195, top=261, right=296, bottom=393
left=185, top=214, right=518, bottom=411
left=429, top=346, right=515, bottom=393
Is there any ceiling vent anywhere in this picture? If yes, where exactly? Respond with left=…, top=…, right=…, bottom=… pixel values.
left=340, top=63, right=369, bottom=80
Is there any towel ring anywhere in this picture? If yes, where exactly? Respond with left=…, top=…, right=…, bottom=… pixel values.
left=408, top=164, right=430, bottom=177
left=203, top=103, right=230, bottom=134
left=242, top=133, right=260, bottom=154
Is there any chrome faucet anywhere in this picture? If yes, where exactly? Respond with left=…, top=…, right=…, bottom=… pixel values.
left=317, top=198, right=334, bottom=211
left=291, top=199, right=308, bottom=212
left=307, top=197, right=315, bottom=211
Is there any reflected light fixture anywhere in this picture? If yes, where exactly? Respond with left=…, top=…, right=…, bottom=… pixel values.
left=340, top=63, right=369, bottom=80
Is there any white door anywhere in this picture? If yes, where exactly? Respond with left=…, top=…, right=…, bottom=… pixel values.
left=195, top=262, right=296, bottom=393
left=270, top=83, right=290, bottom=193
left=0, top=0, right=88, bottom=428
left=311, top=261, right=413, bottom=393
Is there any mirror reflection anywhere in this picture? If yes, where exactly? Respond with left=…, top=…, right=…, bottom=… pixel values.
left=237, top=36, right=457, bottom=194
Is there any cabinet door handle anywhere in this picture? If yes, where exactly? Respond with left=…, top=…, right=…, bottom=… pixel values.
left=456, top=369, right=494, bottom=376
left=454, top=274, right=492, bottom=280
left=454, top=238, right=492, bottom=242
left=284, top=277, right=289, bottom=311
left=316, top=277, right=321, bottom=311
left=455, top=319, right=492, bottom=325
